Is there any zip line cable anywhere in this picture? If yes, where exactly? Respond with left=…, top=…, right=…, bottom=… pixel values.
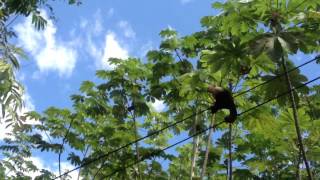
left=53, top=56, right=319, bottom=179
left=239, top=75, right=320, bottom=115
left=234, top=55, right=320, bottom=97
left=54, top=108, right=210, bottom=179
left=103, top=75, right=320, bottom=178
left=105, top=120, right=226, bottom=178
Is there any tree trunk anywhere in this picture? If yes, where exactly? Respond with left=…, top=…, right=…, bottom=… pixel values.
left=225, top=159, right=228, bottom=180
left=190, top=109, right=200, bottom=180
left=281, top=57, right=312, bottom=180
left=132, top=111, right=142, bottom=180
left=58, top=120, right=73, bottom=180
left=296, top=148, right=302, bottom=180
left=228, top=123, right=232, bottom=180
left=200, top=114, right=215, bottom=179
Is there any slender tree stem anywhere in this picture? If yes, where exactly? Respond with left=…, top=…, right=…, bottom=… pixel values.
left=78, top=146, right=90, bottom=180
left=40, top=121, right=53, bottom=144
left=190, top=105, right=200, bottom=180
left=228, top=123, right=232, bottom=180
left=175, top=49, right=183, bottom=62
left=296, top=147, right=302, bottom=180
left=131, top=109, right=142, bottom=180
left=59, top=119, right=74, bottom=179
left=191, top=133, right=200, bottom=179
left=225, top=159, right=228, bottom=180
left=281, top=57, right=312, bottom=180
left=200, top=114, right=215, bottom=179
left=5, top=14, right=19, bottom=28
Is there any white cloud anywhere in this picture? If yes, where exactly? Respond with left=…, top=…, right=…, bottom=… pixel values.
left=107, top=8, right=115, bottom=17
left=101, top=32, right=129, bottom=69
left=53, top=161, right=79, bottom=179
left=26, top=157, right=48, bottom=178
left=167, top=25, right=175, bottom=31
left=23, top=91, right=35, bottom=111
left=87, top=35, right=103, bottom=63
left=151, top=99, right=165, bottom=112
left=85, top=31, right=129, bottom=70
left=93, top=9, right=103, bottom=34
left=239, top=0, right=253, bottom=3
left=80, top=18, right=88, bottom=29
left=80, top=9, right=104, bottom=35
left=14, top=10, right=77, bottom=77
left=118, top=20, right=136, bottom=38
left=139, top=41, right=153, bottom=57
left=79, top=10, right=130, bottom=70
left=31, top=71, right=42, bottom=80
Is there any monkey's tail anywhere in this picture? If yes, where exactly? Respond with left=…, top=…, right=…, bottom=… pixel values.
left=224, top=115, right=235, bottom=123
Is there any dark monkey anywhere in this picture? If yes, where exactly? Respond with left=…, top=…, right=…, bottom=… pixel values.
left=128, top=104, right=135, bottom=112
left=207, top=85, right=237, bottom=123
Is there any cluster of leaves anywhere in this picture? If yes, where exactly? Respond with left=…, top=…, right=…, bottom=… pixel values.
left=0, top=18, right=24, bottom=124
left=1, top=0, right=320, bottom=179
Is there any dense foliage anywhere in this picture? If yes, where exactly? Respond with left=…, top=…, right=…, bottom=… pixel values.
left=1, top=0, right=320, bottom=179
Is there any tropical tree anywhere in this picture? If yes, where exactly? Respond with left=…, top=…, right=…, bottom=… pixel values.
left=1, top=0, right=320, bottom=179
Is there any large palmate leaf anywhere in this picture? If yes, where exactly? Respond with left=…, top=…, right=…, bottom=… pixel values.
left=260, top=60, right=309, bottom=105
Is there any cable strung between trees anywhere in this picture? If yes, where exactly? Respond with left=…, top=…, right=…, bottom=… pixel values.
left=54, top=108, right=210, bottom=179
left=104, top=120, right=226, bottom=178
left=53, top=56, right=319, bottom=179
left=234, top=55, right=320, bottom=97
left=103, top=75, right=320, bottom=178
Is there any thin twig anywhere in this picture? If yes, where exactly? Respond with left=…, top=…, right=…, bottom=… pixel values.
left=228, top=123, right=232, bottom=180
left=175, top=49, right=183, bottom=62
left=5, top=14, right=19, bottom=28
left=286, top=0, right=307, bottom=14
left=58, top=119, right=74, bottom=179
left=77, top=146, right=90, bottom=180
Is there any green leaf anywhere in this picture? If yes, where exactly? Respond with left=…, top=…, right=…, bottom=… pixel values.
left=212, top=2, right=224, bottom=9
left=159, top=28, right=177, bottom=38
left=79, top=81, right=95, bottom=93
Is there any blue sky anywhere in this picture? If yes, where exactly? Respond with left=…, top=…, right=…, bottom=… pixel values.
left=1, top=0, right=319, bottom=178
left=15, top=0, right=217, bottom=112
left=1, top=0, right=218, bottom=178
